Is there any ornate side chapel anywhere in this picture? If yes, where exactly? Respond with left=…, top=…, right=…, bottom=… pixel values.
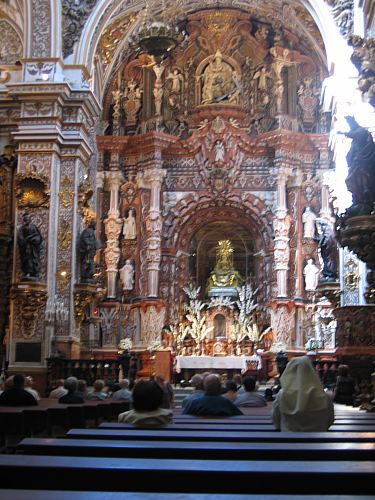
left=0, top=1, right=374, bottom=388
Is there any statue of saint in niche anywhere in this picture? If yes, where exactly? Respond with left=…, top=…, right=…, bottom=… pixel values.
left=201, top=51, right=239, bottom=105
left=123, top=208, right=136, bottom=240
left=17, top=213, right=43, bottom=281
left=302, top=206, right=317, bottom=239
left=316, top=220, right=338, bottom=281
left=79, top=220, right=100, bottom=283
left=120, top=259, right=135, bottom=291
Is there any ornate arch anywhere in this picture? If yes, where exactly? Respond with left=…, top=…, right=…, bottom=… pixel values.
left=72, top=0, right=352, bottom=105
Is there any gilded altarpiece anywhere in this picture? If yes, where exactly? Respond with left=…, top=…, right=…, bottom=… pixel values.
left=95, top=8, right=331, bottom=355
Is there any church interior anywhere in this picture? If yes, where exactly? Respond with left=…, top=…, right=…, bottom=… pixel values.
left=0, top=0, right=375, bottom=495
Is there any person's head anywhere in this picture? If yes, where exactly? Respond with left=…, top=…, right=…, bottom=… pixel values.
left=88, top=220, right=96, bottom=229
left=190, top=374, right=204, bottom=391
left=77, top=379, right=87, bottom=392
left=338, top=364, right=350, bottom=377
left=93, top=379, right=105, bottom=392
left=119, top=379, right=129, bottom=389
left=345, top=115, right=359, bottom=130
left=204, top=374, right=222, bottom=396
left=224, top=380, right=238, bottom=393
left=64, top=376, right=78, bottom=393
left=132, top=380, right=164, bottom=412
left=243, top=376, right=257, bottom=392
left=55, top=379, right=65, bottom=388
left=233, top=374, right=242, bottom=386
left=25, top=376, right=34, bottom=388
left=13, top=374, right=25, bottom=389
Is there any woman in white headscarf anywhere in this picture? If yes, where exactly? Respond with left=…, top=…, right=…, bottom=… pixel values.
left=272, top=356, right=334, bottom=432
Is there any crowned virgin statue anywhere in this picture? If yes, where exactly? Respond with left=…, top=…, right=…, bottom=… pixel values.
left=206, top=240, right=244, bottom=297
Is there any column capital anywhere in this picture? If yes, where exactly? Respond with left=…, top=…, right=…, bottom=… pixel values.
left=105, top=170, right=123, bottom=189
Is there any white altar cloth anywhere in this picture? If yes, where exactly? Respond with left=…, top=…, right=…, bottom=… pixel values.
left=175, top=355, right=255, bottom=373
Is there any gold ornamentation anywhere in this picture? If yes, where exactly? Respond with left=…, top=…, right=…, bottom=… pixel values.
left=58, top=221, right=72, bottom=250
left=15, top=172, right=50, bottom=208
left=74, top=283, right=97, bottom=327
left=11, top=283, right=47, bottom=339
left=59, top=177, right=74, bottom=208
left=78, top=179, right=93, bottom=215
left=121, top=180, right=137, bottom=205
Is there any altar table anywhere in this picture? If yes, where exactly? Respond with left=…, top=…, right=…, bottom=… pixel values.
left=175, top=355, right=256, bottom=373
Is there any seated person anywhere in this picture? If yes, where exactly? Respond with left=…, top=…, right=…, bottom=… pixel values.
left=272, top=356, right=334, bottom=432
left=222, top=380, right=239, bottom=402
left=111, top=378, right=132, bottom=402
left=76, top=379, right=88, bottom=400
left=0, top=373, right=38, bottom=406
left=24, top=376, right=40, bottom=401
left=87, top=379, right=108, bottom=401
left=49, top=379, right=68, bottom=399
left=118, top=379, right=173, bottom=427
left=333, top=364, right=356, bottom=405
left=183, top=374, right=243, bottom=416
left=182, top=374, right=205, bottom=409
left=234, top=376, right=267, bottom=407
left=59, top=377, right=84, bottom=404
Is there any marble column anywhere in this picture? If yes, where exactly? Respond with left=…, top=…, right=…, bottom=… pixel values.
left=273, top=168, right=291, bottom=298
left=143, top=168, right=166, bottom=297
left=103, top=168, right=123, bottom=299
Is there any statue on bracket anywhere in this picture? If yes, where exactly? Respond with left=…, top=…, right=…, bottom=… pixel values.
left=79, top=220, right=100, bottom=283
left=339, top=116, right=375, bottom=216
left=120, top=259, right=135, bottom=291
left=123, top=208, right=136, bottom=240
left=17, top=213, right=43, bottom=281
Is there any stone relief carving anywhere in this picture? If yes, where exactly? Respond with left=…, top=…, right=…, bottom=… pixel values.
left=325, top=0, right=353, bottom=38
left=0, top=20, right=23, bottom=65
left=349, top=36, right=375, bottom=108
left=31, top=1, right=51, bottom=57
left=62, top=0, right=99, bottom=58
left=140, top=306, right=166, bottom=345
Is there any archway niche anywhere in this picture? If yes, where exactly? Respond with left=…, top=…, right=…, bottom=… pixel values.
left=186, top=220, right=257, bottom=297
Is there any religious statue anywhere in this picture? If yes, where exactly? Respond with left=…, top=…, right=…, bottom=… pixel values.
left=123, top=208, right=136, bottom=239
left=166, top=68, right=184, bottom=94
left=201, top=50, right=239, bottom=104
left=120, top=259, right=134, bottom=291
left=214, top=140, right=225, bottom=162
left=123, top=79, right=142, bottom=127
left=303, top=258, right=320, bottom=291
left=302, top=206, right=317, bottom=239
left=339, top=116, right=375, bottom=216
left=206, top=240, right=244, bottom=295
left=316, top=220, right=338, bottom=280
left=254, top=66, right=268, bottom=91
left=79, top=220, right=100, bottom=283
left=17, top=213, right=43, bottom=281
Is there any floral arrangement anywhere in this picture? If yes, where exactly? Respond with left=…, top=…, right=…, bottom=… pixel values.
left=119, top=338, right=133, bottom=351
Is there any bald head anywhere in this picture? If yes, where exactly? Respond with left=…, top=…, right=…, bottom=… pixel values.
left=204, top=374, right=222, bottom=396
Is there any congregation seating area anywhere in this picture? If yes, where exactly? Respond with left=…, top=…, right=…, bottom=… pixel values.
left=1, top=404, right=375, bottom=497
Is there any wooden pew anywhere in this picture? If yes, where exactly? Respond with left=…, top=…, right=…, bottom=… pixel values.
left=98, top=423, right=276, bottom=431
left=18, top=437, right=375, bottom=461
left=0, top=455, right=374, bottom=494
left=67, top=428, right=375, bottom=442
left=1, top=491, right=371, bottom=500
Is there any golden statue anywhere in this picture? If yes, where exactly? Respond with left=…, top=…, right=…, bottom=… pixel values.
left=206, top=240, right=243, bottom=295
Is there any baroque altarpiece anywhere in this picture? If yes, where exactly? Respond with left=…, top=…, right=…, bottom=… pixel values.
left=6, top=2, right=373, bottom=384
